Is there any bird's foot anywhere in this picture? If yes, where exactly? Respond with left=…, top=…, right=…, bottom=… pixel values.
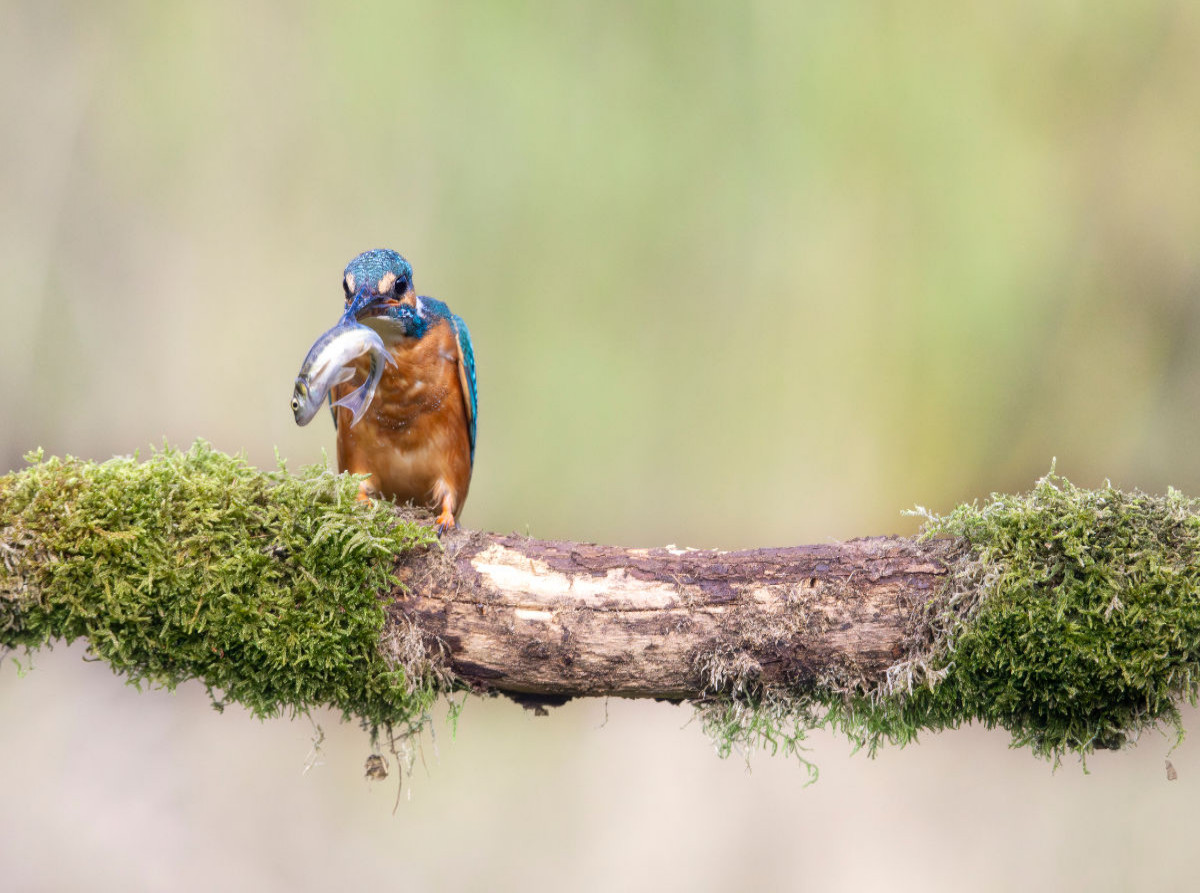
left=434, top=508, right=457, bottom=536
left=432, top=480, right=458, bottom=536
left=355, top=481, right=375, bottom=503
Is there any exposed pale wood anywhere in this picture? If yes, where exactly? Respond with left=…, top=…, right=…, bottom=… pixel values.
left=391, top=530, right=957, bottom=702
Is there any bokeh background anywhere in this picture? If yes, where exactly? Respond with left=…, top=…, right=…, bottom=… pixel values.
left=4, top=1, right=1200, bottom=889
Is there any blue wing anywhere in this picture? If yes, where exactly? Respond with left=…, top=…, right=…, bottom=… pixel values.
left=450, top=312, right=478, bottom=464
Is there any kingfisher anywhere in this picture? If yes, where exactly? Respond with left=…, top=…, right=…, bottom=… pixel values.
left=331, top=249, right=477, bottom=533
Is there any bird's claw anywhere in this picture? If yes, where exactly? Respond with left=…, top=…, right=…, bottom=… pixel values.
left=435, top=510, right=457, bottom=536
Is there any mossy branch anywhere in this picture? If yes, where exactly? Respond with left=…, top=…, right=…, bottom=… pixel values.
left=4, top=443, right=1200, bottom=774
left=0, top=443, right=442, bottom=736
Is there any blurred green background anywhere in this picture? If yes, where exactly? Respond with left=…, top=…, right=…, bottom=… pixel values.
left=4, top=1, right=1200, bottom=890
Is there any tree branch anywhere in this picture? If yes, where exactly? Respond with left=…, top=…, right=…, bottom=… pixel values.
left=395, top=531, right=954, bottom=701
left=5, top=442, right=1200, bottom=765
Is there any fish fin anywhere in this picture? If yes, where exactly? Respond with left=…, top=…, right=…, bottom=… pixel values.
left=332, top=383, right=371, bottom=427
left=326, top=367, right=357, bottom=429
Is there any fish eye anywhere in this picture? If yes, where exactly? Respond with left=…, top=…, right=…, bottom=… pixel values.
left=290, top=397, right=300, bottom=411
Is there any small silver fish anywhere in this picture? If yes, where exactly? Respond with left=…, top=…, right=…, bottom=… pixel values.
left=292, top=322, right=395, bottom=427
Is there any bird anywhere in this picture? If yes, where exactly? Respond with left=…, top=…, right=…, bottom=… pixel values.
left=330, top=249, right=476, bottom=533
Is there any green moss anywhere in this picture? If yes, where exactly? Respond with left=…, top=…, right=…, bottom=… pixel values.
left=698, top=470, right=1200, bottom=768
left=902, top=470, right=1200, bottom=759
left=7, top=446, right=1198, bottom=770
left=0, top=441, right=440, bottom=735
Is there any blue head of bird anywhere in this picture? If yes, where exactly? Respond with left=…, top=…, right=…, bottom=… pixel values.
left=341, top=249, right=416, bottom=323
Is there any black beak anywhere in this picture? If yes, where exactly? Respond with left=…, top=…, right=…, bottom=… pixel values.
left=351, top=293, right=409, bottom=323
left=341, top=288, right=377, bottom=324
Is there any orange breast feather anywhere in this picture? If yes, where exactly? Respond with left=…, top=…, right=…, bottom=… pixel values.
left=333, top=319, right=472, bottom=520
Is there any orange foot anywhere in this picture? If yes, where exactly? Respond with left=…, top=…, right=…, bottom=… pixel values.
left=432, top=480, right=458, bottom=536
left=356, top=480, right=375, bottom=503
left=434, top=508, right=457, bottom=536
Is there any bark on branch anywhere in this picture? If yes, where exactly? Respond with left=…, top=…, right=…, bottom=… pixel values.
left=394, top=530, right=956, bottom=702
